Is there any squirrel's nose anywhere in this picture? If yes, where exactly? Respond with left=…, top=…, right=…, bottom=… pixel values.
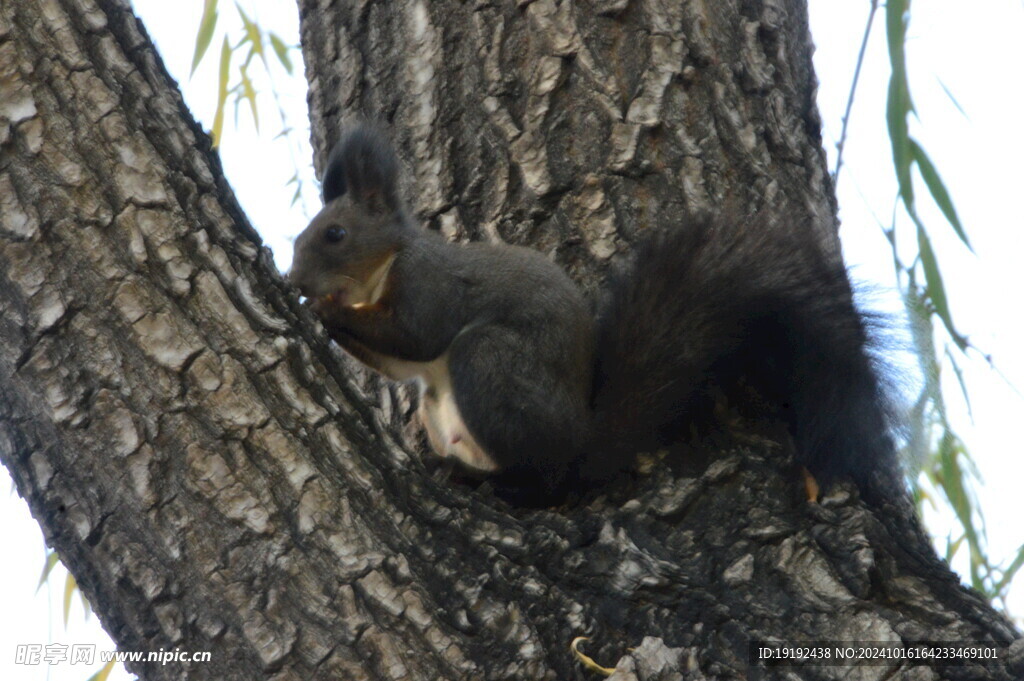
left=286, top=262, right=308, bottom=296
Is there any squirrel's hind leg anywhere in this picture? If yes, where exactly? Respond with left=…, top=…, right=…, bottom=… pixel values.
left=446, top=325, right=592, bottom=504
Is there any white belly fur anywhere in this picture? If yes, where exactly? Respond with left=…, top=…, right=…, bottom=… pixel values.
left=373, top=353, right=500, bottom=474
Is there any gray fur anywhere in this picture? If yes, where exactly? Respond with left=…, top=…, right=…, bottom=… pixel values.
left=290, top=125, right=904, bottom=506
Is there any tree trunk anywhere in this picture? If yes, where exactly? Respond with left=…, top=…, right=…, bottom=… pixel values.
left=0, top=0, right=1020, bottom=680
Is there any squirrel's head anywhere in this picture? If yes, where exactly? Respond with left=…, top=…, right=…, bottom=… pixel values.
left=288, top=125, right=413, bottom=306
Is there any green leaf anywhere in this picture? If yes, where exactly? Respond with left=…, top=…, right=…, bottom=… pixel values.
left=211, top=36, right=233, bottom=148
left=916, top=223, right=964, bottom=350
left=190, top=0, right=219, bottom=77
left=994, top=543, right=1024, bottom=592
left=885, top=0, right=916, bottom=211
left=938, top=435, right=983, bottom=590
left=910, top=139, right=972, bottom=251
left=236, top=3, right=266, bottom=67
left=87, top=660, right=117, bottom=681
left=269, top=32, right=293, bottom=74
left=945, top=534, right=966, bottom=563
left=960, top=440, right=984, bottom=482
left=36, top=551, right=60, bottom=593
left=885, top=0, right=908, bottom=71
left=886, top=76, right=914, bottom=209
left=63, top=572, right=77, bottom=629
left=239, top=65, right=259, bottom=132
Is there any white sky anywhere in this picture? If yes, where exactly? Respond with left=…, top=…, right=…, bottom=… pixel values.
left=809, top=0, right=1024, bottom=616
left=2, top=1, right=1021, bottom=679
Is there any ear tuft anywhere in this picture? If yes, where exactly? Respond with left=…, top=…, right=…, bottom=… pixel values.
left=321, top=124, right=402, bottom=212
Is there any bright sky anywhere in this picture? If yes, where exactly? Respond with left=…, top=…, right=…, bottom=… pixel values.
left=809, top=0, right=1024, bottom=617
left=2, top=2, right=1021, bottom=679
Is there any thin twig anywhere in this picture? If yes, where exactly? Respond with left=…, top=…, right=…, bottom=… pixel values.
left=833, top=0, right=880, bottom=186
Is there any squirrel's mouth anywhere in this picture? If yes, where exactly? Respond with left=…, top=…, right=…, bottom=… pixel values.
left=310, top=288, right=371, bottom=309
left=308, top=267, right=387, bottom=311
left=307, top=290, right=342, bottom=306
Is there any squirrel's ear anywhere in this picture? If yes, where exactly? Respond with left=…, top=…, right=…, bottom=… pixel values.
left=321, top=143, right=348, bottom=204
left=321, top=125, right=402, bottom=213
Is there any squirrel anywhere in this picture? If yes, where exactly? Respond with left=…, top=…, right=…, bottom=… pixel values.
left=288, top=125, right=904, bottom=506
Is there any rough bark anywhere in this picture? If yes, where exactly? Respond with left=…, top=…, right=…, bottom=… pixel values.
left=0, top=1, right=1020, bottom=681
left=300, top=0, right=843, bottom=282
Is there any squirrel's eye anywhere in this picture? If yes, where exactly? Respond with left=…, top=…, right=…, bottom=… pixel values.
left=324, top=227, right=347, bottom=243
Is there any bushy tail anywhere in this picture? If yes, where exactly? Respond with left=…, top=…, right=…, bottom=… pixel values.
left=589, top=214, right=904, bottom=503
